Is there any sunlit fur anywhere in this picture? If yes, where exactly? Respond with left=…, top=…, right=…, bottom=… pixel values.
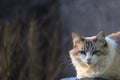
left=70, top=32, right=120, bottom=80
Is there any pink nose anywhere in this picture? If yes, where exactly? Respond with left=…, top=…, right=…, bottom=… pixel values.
left=87, top=58, right=91, bottom=62
left=87, top=58, right=91, bottom=64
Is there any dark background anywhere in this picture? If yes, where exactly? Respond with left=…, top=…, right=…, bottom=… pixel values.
left=0, top=0, right=120, bottom=80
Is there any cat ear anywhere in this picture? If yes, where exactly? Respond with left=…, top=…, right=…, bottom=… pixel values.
left=72, top=32, right=84, bottom=41
left=96, top=31, right=105, bottom=40
left=72, top=32, right=79, bottom=39
left=96, top=31, right=106, bottom=47
left=72, top=32, right=84, bottom=47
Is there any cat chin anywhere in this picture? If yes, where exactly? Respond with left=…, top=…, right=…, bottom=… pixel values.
left=83, top=61, right=96, bottom=67
left=84, top=63, right=93, bottom=67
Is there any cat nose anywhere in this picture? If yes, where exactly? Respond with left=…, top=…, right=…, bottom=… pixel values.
left=87, top=58, right=91, bottom=64
left=87, top=58, right=91, bottom=62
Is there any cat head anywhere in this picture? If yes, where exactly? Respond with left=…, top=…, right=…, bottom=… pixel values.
left=70, top=31, right=108, bottom=66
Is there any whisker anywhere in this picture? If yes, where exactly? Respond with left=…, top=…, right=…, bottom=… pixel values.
left=61, top=60, right=72, bottom=65
left=59, top=60, right=74, bottom=68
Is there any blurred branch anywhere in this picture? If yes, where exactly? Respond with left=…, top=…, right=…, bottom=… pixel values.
left=46, top=20, right=61, bottom=80
left=1, top=21, right=21, bottom=80
left=28, top=20, right=44, bottom=80
left=0, top=1, right=61, bottom=80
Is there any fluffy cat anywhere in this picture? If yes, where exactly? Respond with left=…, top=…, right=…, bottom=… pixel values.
left=69, top=31, right=120, bottom=80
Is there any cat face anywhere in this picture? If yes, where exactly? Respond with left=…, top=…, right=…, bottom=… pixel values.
left=71, top=31, right=108, bottom=66
left=76, top=45, right=104, bottom=66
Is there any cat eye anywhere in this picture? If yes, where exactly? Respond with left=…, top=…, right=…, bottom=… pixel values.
left=78, top=51, right=86, bottom=55
left=92, top=50, right=101, bottom=56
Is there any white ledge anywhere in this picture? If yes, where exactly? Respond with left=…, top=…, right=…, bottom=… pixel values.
left=60, top=77, right=113, bottom=80
left=60, top=77, right=76, bottom=80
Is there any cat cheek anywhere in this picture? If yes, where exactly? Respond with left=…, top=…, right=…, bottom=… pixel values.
left=69, top=49, right=79, bottom=56
left=92, top=56, right=97, bottom=62
left=80, top=54, right=86, bottom=58
left=69, top=50, right=76, bottom=56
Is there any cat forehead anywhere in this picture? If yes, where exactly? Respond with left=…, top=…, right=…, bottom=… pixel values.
left=82, top=39, right=96, bottom=47
left=80, top=37, right=97, bottom=51
left=81, top=42, right=97, bottom=52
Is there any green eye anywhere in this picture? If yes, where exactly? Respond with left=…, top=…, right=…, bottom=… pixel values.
left=92, top=50, right=101, bottom=56
left=79, top=51, right=86, bottom=55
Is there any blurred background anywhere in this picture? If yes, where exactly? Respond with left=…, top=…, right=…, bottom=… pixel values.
left=0, top=0, right=120, bottom=80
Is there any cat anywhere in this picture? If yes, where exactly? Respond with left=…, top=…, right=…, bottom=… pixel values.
left=69, top=31, right=120, bottom=80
